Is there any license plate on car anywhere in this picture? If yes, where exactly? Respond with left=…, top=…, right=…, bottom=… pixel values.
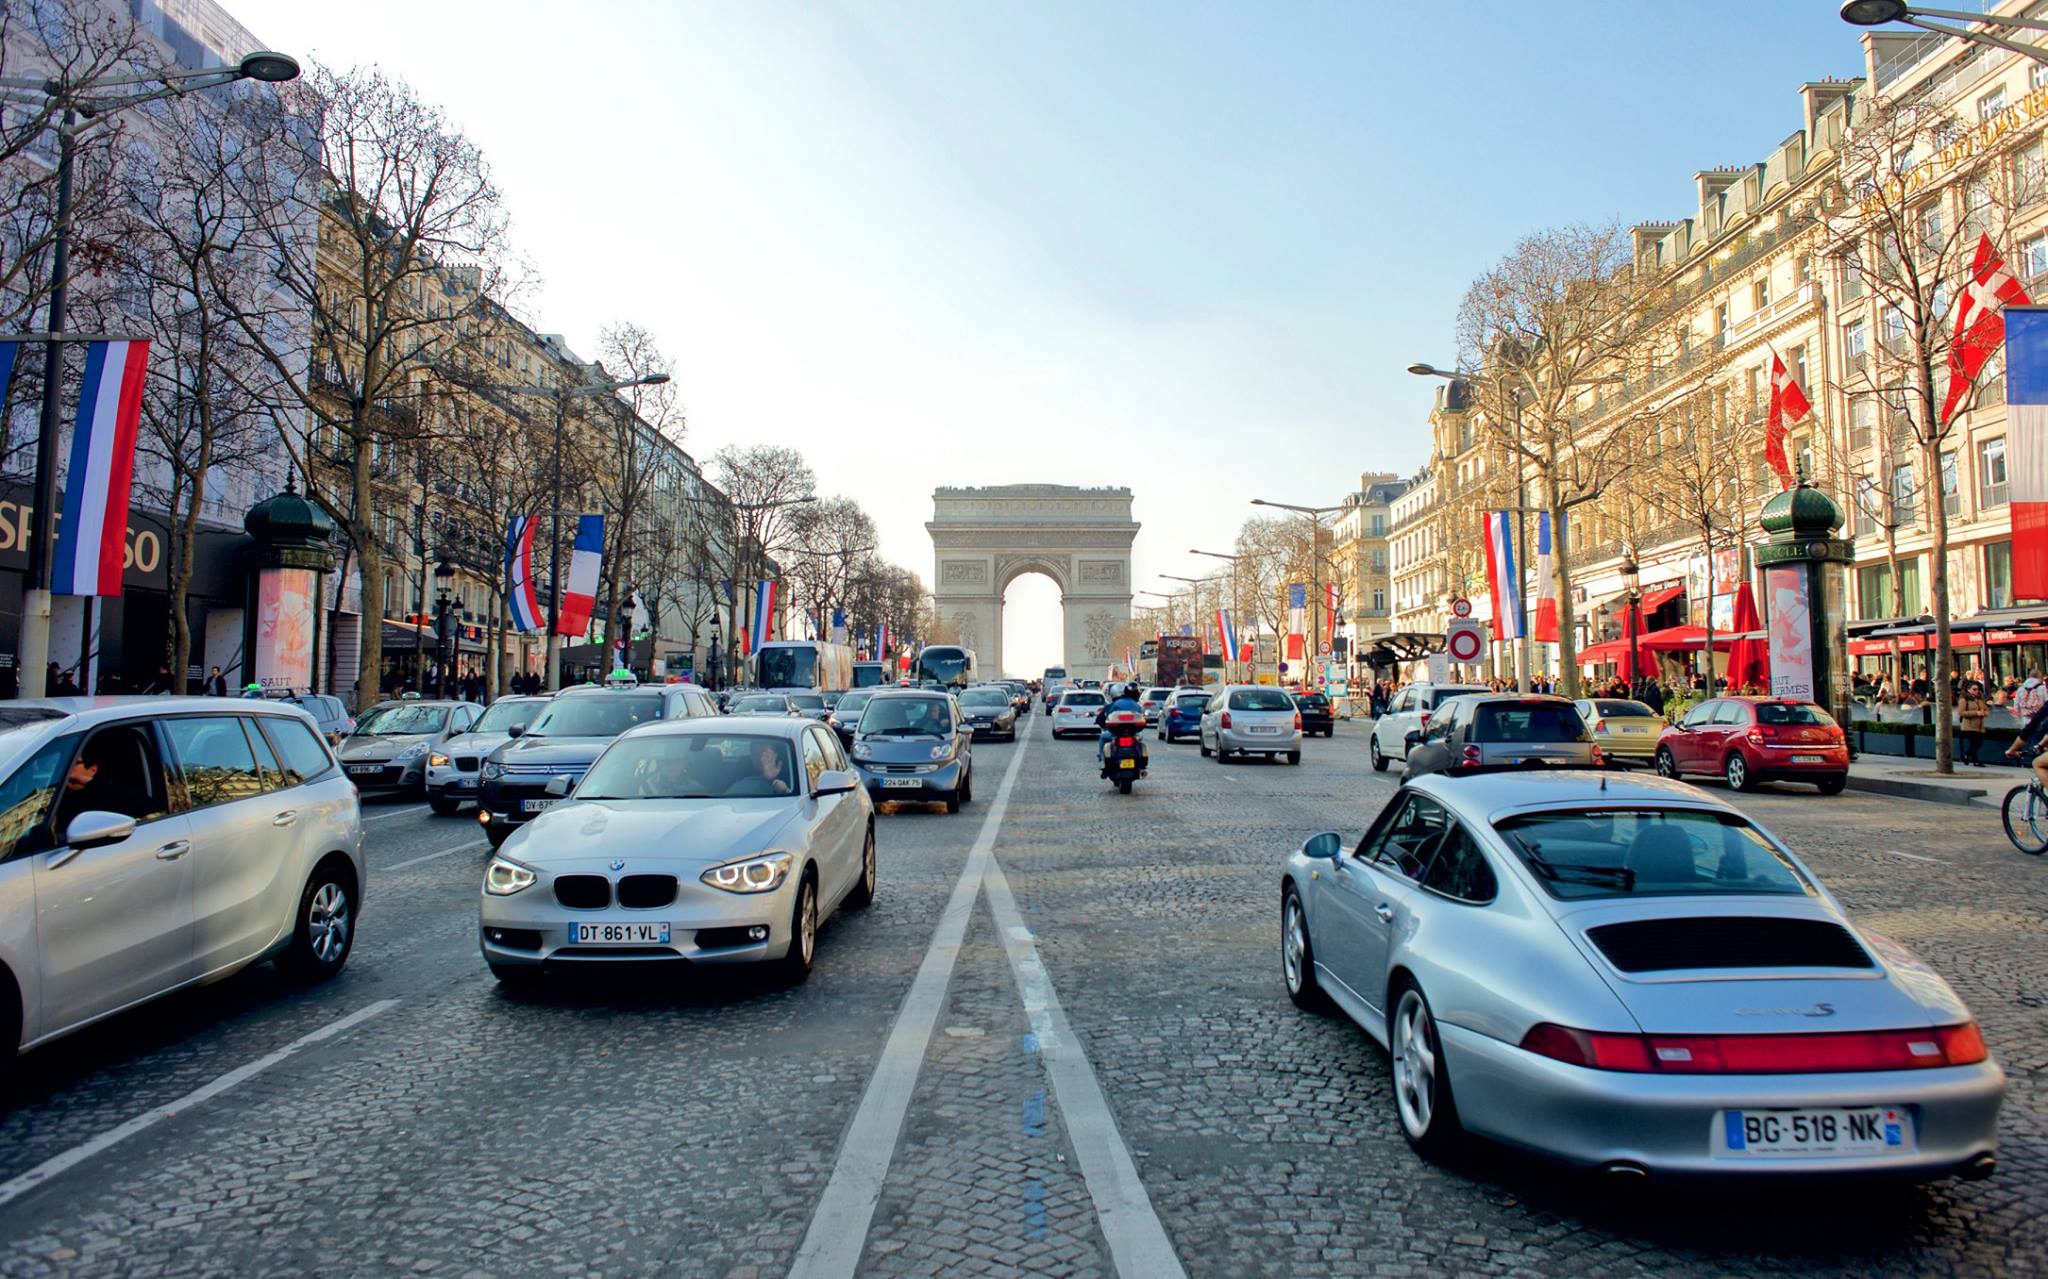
left=883, top=778, right=923, bottom=789
left=521, top=798, right=556, bottom=813
left=1717, top=1106, right=1910, bottom=1157
left=1792, top=754, right=1826, bottom=764
left=1248, top=725, right=1279, bottom=735
left=567, top=922, right=671, bottom=946
left=347, top=764, right=381, bottom=776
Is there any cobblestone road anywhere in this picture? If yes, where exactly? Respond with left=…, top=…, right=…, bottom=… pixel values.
left=0, top=716, right=2042, bottom=1277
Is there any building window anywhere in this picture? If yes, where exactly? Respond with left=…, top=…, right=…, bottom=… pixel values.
left=1857, top=557, right=1922, bottom=619
left=2024, top=232, right=2048, bottom=282
left=2020, top=138, right=2048, bottom=203
left=1881, top=305, right=1908, bottom=352
left=1980, top=436, right=2009, bottom=507
left=1986, top=541, right=2014, bottom=609
left=1979, top=85, right=2008, bottom=122
left=1856, top=475, right=1881, bottom=536
left=1892, top=462, right=1916, bottom=523
left=1941, top=449, right=1960, bottom=517
left=1753, top=277, right=1770, bottom=311
left=1842, top=250, right=1865, bottom=300
left=1746, top=365, right=1766, bottom=417
left=1369, top=514, right=1385, bottom=535
left=1794, top=435, right=1813, bottom=482
left=1845, top=320, right=1868, bottom=366
left=1372, top=588, right=1386, bottom=612
left=1789, top=343, right=1809, bottom=388
left=1919, top=206, right=1943, bottom=255
left=2035, top=60, right=2048, bottom=91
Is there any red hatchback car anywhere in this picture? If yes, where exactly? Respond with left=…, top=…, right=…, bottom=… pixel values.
left=1653, top=696, right=1848, bottom=794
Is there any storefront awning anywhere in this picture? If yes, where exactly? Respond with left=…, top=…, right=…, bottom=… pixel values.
left=1638, top=584, right=1685, bottom=615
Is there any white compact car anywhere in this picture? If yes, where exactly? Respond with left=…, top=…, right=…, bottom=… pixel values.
left=1049, top=689, right=1107, bottom=739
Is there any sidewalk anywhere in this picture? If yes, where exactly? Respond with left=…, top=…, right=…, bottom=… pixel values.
left=1845, top=754, right=2027, bottom=809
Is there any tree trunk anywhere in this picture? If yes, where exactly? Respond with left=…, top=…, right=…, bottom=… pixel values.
left=1924, top=432, right=1955, bottom=773
left=1700, top=525, right=1716, bottom=692
left=352, top=435, right=384, bottom=713
left=1548, top=483, right=1581, bottom=698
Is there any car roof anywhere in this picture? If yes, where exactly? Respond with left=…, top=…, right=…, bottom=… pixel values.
left=625, top=716, right=814, bottom=740
left=867, top=687, right=952, bottom=700
left=1405, top=768, right=1738, bottom=824
left=8, top=695, right=317, bottom=720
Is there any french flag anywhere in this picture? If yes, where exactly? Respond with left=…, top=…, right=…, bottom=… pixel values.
left=750, top=579, right=777, bottom=653
left=54, top=340, right=149, bottom=596
left=1216, top=608, right=1237, bottom=659
left=503, top=515, right=545, bottom=632
left=1325, top=582, right=1338, bottom=649
left=1481, top=511, right=1523, bottom=641
left=2005, top=307, right=2048, bottom=599
left=1532, top=512, right=1561, bottom=643
left=554, top=514, right=603, bottom=637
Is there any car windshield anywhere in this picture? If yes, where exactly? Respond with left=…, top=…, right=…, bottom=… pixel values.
left=1757, top=702, right=1837, bottom=727
left=732, top=696, right=789, bottom=714
left=834, top=693, right=872, bottom=717
left=1591, top=700, right=1657, bottom=717
left=861, top=697, right=954, bottom=736
left=787, top=694, right=826, bottom=712
left=756, top=647, right=817, bottom=690
left=1493, top=808, right=1814, bottom=901
left=354, top=705, right=449, bottom=736
left=1172, top=694, right=1210, bottom=711
left=471, top=699, right=543, bottom=735
left=1296, top=695, right=1328, bottom=708
left=1472, top=703, right=1587, bottom=742
left=1061, top=693, right=1105, bottom=708
left=1231, top=689, right=1294, bottom=711
left=577, top=733, right=800, bottom=800
left=525, top=695, right=663, bottom=738
left=961, top=690, right=1009, bottom=707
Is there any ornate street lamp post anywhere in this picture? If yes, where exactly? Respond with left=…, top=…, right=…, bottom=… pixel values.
left=1621, top=554, right=1643, bottom=697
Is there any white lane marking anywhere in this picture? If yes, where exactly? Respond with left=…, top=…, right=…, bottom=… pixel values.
left=383, top=839, right=486, bottom=872
left=0, top=999, right=398, bottom=1209
left=362, top=804, right=429, bottom=823
left=1874, top=847, right=1945, bottom=864
left=788, top=735, right=1033, bottom=1279
left=983, top=857, right=1186, bottom=1279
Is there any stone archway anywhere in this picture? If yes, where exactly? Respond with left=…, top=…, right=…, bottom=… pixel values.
left=926, top=485, right=1138, bottom=678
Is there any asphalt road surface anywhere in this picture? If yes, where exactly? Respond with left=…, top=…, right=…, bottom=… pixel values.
left=0, top=718, right=2042, bottom=1277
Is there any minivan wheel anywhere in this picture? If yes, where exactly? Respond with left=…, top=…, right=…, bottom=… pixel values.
left=278, top=863, right=355, bottom=982
left=776, top=873, right=819, bottom=985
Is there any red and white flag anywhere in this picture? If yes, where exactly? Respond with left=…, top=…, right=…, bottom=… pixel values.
left=1765, top=349, right=1810, bottom=490
left=54, top=340, right=149, bottom=596
left=1943, top=234, right=2032, bottom=424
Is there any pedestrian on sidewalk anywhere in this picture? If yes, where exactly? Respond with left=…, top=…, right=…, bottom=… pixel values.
left=1958, top=681, right=1989, bottom=766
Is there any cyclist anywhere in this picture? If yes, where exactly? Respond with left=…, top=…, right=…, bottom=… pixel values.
left=2002, top=695, right=2048, bottom=793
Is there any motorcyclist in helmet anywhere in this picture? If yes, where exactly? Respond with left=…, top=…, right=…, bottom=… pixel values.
left=1096, top=682, right=1148, bottom=765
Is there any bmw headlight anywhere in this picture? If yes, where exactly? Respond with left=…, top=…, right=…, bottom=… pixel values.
left=484, top=855, right=536, bottom=896
left=929, top=744, right=950, bottom=760
left=429, top=753, right=450, bottom=768
left=701, top=851, right=794, bottom=894
left=481, top=760, right=504, bottom=781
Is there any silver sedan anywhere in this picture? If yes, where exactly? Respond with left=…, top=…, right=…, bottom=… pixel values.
left=1280, top=770, right=2004, bottom=1181
left=479, top=718, right=875, bottom=986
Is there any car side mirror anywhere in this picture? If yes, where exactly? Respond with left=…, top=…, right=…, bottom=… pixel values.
left=64, top=810, right=136, bottom=850
left=543, top=775, right=571, bottom=797
left=1404, top=730, right=1422, bottom=748
left=815, top=768, right=859, bottom=796
left=1300, top=831, right=1343, bottom=860
left=507, top=724, right=525, bottom=738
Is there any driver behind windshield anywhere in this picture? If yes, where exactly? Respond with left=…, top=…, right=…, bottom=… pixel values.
left=735, top=741, right=793, bottom=796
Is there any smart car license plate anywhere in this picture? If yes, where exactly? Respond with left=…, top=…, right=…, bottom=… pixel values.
left=883, top=778, right=923, bottom=789
left=567, top=922, right=670, bottom=946
left=1792, top=754, right=1826, bottom=764
left=521, top=798, right=556, bottom=813
left=1716, top=1106, right=1910, bottom=1157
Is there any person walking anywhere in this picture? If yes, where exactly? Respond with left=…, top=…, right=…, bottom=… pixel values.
left=204, top=666, right=228, bottom=696
left=1958, top=681, right=1990, bottom=766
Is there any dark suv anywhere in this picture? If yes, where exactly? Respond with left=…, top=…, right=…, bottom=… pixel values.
left=1291, top=691, right=1335, bottom=737
left=477, top=684, right=717, bottom=846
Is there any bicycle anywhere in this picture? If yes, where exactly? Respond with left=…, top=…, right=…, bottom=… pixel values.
left=2000, top=777, right=2048, bottom=855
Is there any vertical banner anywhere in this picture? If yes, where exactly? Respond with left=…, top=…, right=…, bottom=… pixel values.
left=504, top=515, right=544, bottom=632
left=831, top=607, right=847, bottom=644
left=1325, top=583, right=1338, bottom=650
left=2005, top=306, right=2048, bottom=600
left=555, top=514, right=603, bottom=636
left=1766, top=565, right=1815, bottom=700
left=750, top=579, right=778, bottom=653
left=254, top=567, right=316, bottom=692
left=54, top=339, right=149, bottom=596
left=1480, top=511, right=1524, bottom=640
left=1287, top=583, right=1306, bottom=638
left=1532, top=512, right=1560, bottom=643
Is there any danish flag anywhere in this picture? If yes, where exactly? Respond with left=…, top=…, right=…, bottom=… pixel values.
left=1942, top=234, right=2032, bottom=424
left=1765, top=349, right=1810, bottom=490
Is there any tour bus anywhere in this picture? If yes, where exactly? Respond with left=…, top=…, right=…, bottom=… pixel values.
left=851, top=661, right=890, bottom=688
left=752, top=639, right=855, bottom=692
left=914, top=644, right=978, bottom=689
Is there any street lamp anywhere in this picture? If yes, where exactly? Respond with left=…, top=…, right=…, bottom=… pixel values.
left=1841, top=1, right=2048, bottom=65
left=1621, top=553, right=1643, bottom=697
left=706, top=613, right=723, bottom=691
left=432, top=555, right=456, bottom=697
left=2, top=47, right=301, bottom=697
left=1249, top=499, right=1343, bottom=682
left=470, top=372, right=669, bottom=690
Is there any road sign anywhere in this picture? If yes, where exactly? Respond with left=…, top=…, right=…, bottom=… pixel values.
left=1445, top=619, right=1485, bottom=664
left=1425, top=653, right=1450, bottom=683
left=1451, top=597, right=1473, bottom=618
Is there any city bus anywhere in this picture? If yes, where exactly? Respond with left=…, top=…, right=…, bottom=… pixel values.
left=851, top=661, right=890, bottom=688
left=914, top=644, right=978, bottom=689
left=752, top=639, right=855, bottom=692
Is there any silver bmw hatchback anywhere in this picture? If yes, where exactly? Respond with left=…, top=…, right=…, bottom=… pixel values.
left=0, top=697, right=366, bottom=1059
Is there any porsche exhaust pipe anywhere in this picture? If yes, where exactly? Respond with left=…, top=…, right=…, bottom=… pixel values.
left=1599, top=1161, right=1650, bottom=1182
left=1960, top=1154, right=1997, bottom=1181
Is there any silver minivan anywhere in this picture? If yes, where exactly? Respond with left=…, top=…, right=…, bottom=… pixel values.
left=1199, top=684, right=1304, bottom=764
left=0, top=698, right=366, bottom=1060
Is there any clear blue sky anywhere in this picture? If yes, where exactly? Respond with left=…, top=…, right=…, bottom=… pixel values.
left=233, top=0, right=1870, bottom=675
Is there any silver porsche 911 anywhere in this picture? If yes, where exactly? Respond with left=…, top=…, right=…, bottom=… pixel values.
left=1280, top=770, right=2004, bottom=1181
left=479, top=718, right=875, bottom=986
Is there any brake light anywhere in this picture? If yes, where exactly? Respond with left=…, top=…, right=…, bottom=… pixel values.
left=1220, top=711, right=1232, bottom=729
left=1294, top=711, right=1303, bottom=730
left=1747, top=726, right=1767, bottom=745
left=1518, top=1022, right=1988, bottom=1073
left=1459, top=744, right=1482, bottom=766
left=1116, top=736, right=1134, bottom=748
left=1419, top=711, right=1432, bottom=727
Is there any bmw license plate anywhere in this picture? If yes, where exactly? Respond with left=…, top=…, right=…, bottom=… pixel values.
left=1119, top=758, right=1135, bottom=769
left=883, top=778, right=923, bottom=789
left=567, top=922, right=670, bottom=946
left=1716, top=1106, right=1910, bottom=1157
left=521, top=798, right=556, bottom=813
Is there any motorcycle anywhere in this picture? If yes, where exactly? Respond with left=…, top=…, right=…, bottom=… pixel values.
left=1099, top=709, right=1148, bottom=794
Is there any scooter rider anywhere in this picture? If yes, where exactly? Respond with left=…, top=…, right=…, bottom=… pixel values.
left=1097, top=683, right=1148, bottom=765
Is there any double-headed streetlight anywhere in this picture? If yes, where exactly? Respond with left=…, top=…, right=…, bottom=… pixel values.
left=1246, top=501, right=1343, bottom=682
left=1840, top=1, right=2048, bottom=65
left=471, top=374, right=669, bottom=689
left=2, top=48, right=301, bottom=697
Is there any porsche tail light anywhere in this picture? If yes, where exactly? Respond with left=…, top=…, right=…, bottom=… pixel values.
left=1518, top=1022, right=1989, bottom=1073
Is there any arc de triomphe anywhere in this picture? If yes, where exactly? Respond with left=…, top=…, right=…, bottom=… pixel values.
left=926, top=485, right=1138, bottom=678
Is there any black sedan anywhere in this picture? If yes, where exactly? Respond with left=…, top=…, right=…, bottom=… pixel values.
left=1291, top=691, right=1335, bottom=738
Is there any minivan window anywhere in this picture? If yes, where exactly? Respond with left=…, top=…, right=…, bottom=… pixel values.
left=1230, top=689, right=1294, bottom=711
left=163, top=717, right=266, bottom=808
left=472, top=698, right=543, bottom=735
left=261, top=716, right=335, bottom=786
left=57, top=723, right=172, bottom=829
left=243, top=717, right=289, bottom=790
left=0, top=738, right=72, bottom=860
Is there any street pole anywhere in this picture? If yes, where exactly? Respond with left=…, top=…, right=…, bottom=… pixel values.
left=1515, top=504, right=1532, bottom=694
left=547, top=391, right=566, bottom=690
left=19, top=112, right=75, bottom=698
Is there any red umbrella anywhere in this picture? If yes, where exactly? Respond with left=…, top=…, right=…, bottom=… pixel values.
left=1727, top=581, right=1768, bottom=690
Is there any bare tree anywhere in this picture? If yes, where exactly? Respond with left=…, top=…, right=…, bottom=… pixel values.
left=785, top=496, right=878, bottom=637
left=707, top=444, right=815, bottom=663
left=584, top=321, right=682, bottom=646
left=1825, top=91, right=2044, bottom=770
left=219, top=62, right=513, bottom=710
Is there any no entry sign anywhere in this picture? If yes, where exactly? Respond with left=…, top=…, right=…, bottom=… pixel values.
left=1445, top=620, right=1485, bottom=664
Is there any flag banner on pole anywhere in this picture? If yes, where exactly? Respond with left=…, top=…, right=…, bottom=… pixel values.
left=54, top=339, right=149, bottom=596
left=2003, top=306, right=2048, bottom=599
left=1216, top=608, right=1237, bottom=658
left=1124, top=646, right=1134, bottom=676
left=628, top=588, right=651, bottom=636
left=878, top=621, right=890, bottom=664
left=1325, top=583, right=1338, bottom=649
left=0, top=340, right=19, bottom=405
left=504, top=515, right=545, bottom=632
left=1765, top=349, right=1809, bottom=490
left=1287, top=583, right=1306, bottom=638
left=1532, top=512, right=1562, bottom=643
left=1945, top=234, right=2032, bottom=424
left=554, top=514, right=603, bottom=637
left=1285, top=633, right=1304, bottom=661
left=1481, top=511, right=1524, bottom=640
left=832, top=607, right=847, bottom=644
left=750, top=579, right=777, bottom=653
